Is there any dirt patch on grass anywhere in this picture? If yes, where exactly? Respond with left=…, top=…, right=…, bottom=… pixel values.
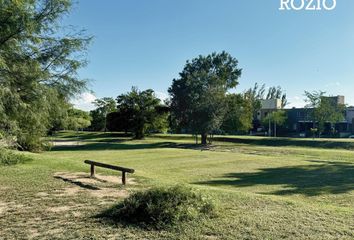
left=61, top=186, right=80, bottom=196
left=55, top=172, right=136, bottom=185
left=49, top=206, right=71, bottom=213
left=89, top=188, right=128, bottom=199
left=36, top=192, right=50, bottom=197
left=51, top=140, right=83, bottom=146
left=53, top=172, right=132, bottom=199
left=0, top=202, right=6, bottom=215
left=0, top=201, right=25, bottom=215
left=28, top=229, right=40, bottom=239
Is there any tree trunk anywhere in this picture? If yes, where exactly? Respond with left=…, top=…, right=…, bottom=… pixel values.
left=274, top=122, right=277, bottom=137
left=134, top=125, right=144, bottom=139
left=104, top=113, right=107, bottom=132
left=135, top=131, right=144, bottom=139
left=201, top=133, right=208, bottom=145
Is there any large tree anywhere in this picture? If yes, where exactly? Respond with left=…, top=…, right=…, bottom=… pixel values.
left=221, top=93, right=253, bottom=134
left=116, top=87, right=168, bottom=139
left=169, top=52, right=242, bottom=144
left=66, top=108, right=91, bottom=131
left=106, top=111, right=133, bottom=133
left=304, top=91, right=345, bottom=137
left=0, top=0, right=91, bottom=151
left=90, top=97, right=116, bottom=131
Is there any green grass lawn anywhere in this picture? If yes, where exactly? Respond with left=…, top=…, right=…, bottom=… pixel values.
left=0, top=132, right=353, bottom=239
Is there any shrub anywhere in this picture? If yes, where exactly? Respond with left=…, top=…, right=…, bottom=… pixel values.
left=0, top=148, right=32, bottom=166
left=102, top=185, right=215, bottom=229
left=0, top=132, right=17, bottom=149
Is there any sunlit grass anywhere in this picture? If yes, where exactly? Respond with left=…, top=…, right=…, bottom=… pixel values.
left=0, top=131, right=353, bottom=239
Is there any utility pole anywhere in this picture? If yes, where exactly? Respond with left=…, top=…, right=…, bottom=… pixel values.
left=269, top=117, right=271, bottom=137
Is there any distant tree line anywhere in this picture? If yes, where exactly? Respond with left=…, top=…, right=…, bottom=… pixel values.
left=82, top=44, right=342, bottom=142
left=304, top=91, right=345, bottom=137
left=89, top=52, right=292, bottom=144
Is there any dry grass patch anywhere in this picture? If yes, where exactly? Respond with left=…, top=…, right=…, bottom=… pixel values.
left=48, top=206, right=71, bottom=213
left=0, top=201, right=7, bottom=215
left=53, top=172, right=133, bottom=199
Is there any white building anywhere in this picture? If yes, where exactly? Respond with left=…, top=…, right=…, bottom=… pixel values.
left=257, top=99, right=282, bottom=121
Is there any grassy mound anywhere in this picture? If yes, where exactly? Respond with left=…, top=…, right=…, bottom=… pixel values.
left=103, top=185, right=215, bottom=229
left=0, top=148, right=32, bottom=166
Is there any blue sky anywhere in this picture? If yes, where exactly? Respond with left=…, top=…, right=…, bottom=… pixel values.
left=66, top=0, right=354, bottom=110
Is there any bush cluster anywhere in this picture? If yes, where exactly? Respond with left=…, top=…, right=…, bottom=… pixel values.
left=103, top=185, right=215, bottom=229
left=0, top=148, right=32, bottom=166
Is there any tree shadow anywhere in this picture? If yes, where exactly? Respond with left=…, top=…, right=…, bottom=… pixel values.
left=55, top=132, right=132, bottom=140
left=51, top=141, right=203, bottom=151
left=195, top=160, right=354, bottom=196
left=214, top=137, right=354, bottom=150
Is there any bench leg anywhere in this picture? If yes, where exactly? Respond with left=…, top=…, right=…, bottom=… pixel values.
left=122, top=171, right=126, bottom=185
left=90, top=164, right=95, bottom=178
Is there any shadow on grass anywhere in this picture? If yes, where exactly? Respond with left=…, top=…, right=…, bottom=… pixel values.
left=54, top=175, right=100, bottom=190
left=55, top=132, right=132, bottom=140
left=214, top=137, right=354, bottom=150
left=53, top=133, right=354, bottom=150
left=195, top=160, right=354, bottom=196
left=94, top=204, right=142, bottom=229
left=94, top=205, right=171, bottom=231
left=51, top=141, right=203, bottom=151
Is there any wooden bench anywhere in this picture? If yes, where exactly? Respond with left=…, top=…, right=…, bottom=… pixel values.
left=84, top=160, right=135, bottom=185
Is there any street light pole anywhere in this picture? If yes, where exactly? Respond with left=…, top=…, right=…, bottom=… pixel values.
left=269, top=117, right=271, bottom=137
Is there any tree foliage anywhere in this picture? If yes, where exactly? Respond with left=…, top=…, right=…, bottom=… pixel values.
left=304, top=91, right=345, bottom=137
left=0, top=0, right=91, bottom=151
left=262, top=110, right=287, bottom=137
left=221, top=93, right=253, bottom=134
left=106, top=111, right=132, bottom=133
left=113, top=87, right=168, bottom=139
left=168, top=51, right=242, bottom=144
left=66, top=108, right=91, bottom=131
left=244, top=83, right=265, bottom=118
left=266, top=86, right=288, bottom=108
left=244, top=83, right=288, bottom=119
left=90, top=97, right=116, bottom=131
